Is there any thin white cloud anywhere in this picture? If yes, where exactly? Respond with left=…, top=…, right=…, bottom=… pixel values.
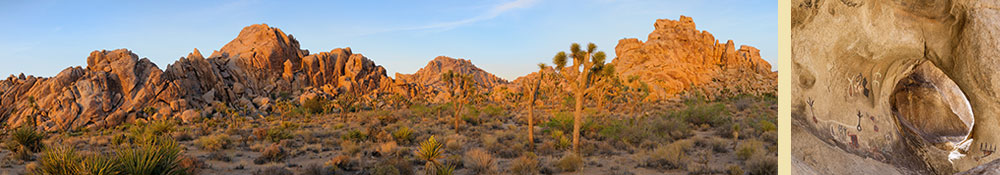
left=395, top=0, right=539, bottom=32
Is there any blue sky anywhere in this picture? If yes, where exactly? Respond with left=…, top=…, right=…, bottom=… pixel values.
left=0, top=0, right=776, bottom=80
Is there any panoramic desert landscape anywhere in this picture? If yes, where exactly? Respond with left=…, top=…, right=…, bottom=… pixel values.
left=0, top=3, right=776, bottom=175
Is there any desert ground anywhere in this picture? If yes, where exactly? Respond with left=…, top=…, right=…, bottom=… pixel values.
left=1, top=93, right=775, bottom=175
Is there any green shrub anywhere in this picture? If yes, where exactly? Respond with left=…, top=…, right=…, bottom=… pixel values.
left=265, top=122, right=297, bottom=142
left=116, top=137, right=187, bottom=175
left=342, top=129, right=368, bottom=142
left=35, top=146, right=81, bottom=175
left=550, top=130, right=571, bottom=150
left=675, top=103, right=729, bottom=127
left=301, top=96, right=328, bottom=114
left=12, top=126, right=45, bottom=153
left=392, top=126, right=414, bottom=144
left=83, top=154, right=121, bottom=175
left=544, top=112, right=575, bottom=134
left=434, top=163, right=455, bottom=175
left=757, top=120, right=777, bottom=133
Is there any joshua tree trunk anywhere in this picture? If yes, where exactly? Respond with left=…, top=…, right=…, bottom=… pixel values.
left=572, top=75, right=584, bottom=153
left=454, top=101, right=461, bottom=133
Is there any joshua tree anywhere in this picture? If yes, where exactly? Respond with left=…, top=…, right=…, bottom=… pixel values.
left=442, top=70, right=475, bottom=133
left=525, top=63, right=548, bottom=152
left=552, top=43, right=607, bottom=153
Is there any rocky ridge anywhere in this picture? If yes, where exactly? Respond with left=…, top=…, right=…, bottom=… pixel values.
left=0, top=17, right=775, bottom=131
left=395, top=56, right=509, bottom=102
left=612, top=15, right=776, bottom=100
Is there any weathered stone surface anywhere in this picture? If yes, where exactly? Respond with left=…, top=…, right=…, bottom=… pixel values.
left=612, top=15, right=776, bottom=100
left=792, top=0, right=1000, bottom=173
left=211, top=24, right=306, bottom=71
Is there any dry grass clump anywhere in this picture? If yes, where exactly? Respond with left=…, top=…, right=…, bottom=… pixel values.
left=254, top=143, right=287, bottom=164
left=341, top=140, right=361, bottom=156
left=649, top=139, right=694, bottom=169
left=378, top=141, right=399, bottom=157
left=510, top=152, right=539, bottom=175
left=746, top=152, right=777, bottom=175
left=195, top=133, right=231, bottom=151
left=554, top=152, right=583, bottom=172
left=736, top=139, right=765, bottom=161
left=463, top=148, right=495, bottom=174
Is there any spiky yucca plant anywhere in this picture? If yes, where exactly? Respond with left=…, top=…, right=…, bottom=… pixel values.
left=415, top=136, right=445, bottom=174
left=12, top=126, right=45, bottom=153
left=35, top=146, right=81, bottom=175
left=116, top=137, right=187, bottom=175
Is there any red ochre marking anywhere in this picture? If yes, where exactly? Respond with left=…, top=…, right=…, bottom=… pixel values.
left=850, top=134, right=859, bottom=148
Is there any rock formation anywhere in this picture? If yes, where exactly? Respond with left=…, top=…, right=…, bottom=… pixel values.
left=612, top=15, right=776, bottom=100
left=396, top=56, right=508, bottom=102
left=0, top=24, right=403, bottom=131
left=792, top=0, right=1000, bottom=173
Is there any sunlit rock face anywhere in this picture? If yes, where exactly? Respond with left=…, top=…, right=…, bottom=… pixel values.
left=792, top=0, right=1000, bottom=173
left=612, top=15, right=776, bottom=100
left=0, top=24, right=405, bottom=132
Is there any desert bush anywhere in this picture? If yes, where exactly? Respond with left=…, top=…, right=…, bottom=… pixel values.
left=327, top=155, right=354, bottom=171
left=341, top=140, right=361, bottom=156
left=737, top=139, right=765, bottom=161
left=302, top=163, right=333, bottom=175
left=434, top=163, right=456, bottom=175
left=116, top=137, right=187, bottom=175
left=463, top=148, right=495, bottom=173
left=392, top=126, right=414, bottom=144
left=83, top=154, right=121, bottom=175
left=746, top=152, right=777, bottom=175
left=649, top=116, right=692, bottom=142
left=481, top=104, right=504, bottom=117
left=12, top=126, right=45, bottom=153
left=444, top=134, right=464, bottom=152
left=254, top=166, right=293, bottom=175
left=148, top=120, right=176, bottom=135
left=195, top=133, right=231, bottom=151
left=372, top=157, right=412, bottom=175
left=675, top=103, right=729, bottom=127
left=511, top=152, right=539, bottom=175
left=301, top=96, right=328, bottom=114
left=550, top=130, right=571, bottom=150
left=555, top=153, right=583, bottom=172
left=254, top=144, right=287, bottom=164
left=342, top=129, right=368, bottom=142
left=727, top=164, right=745, bottom=175
left=372, top=163, right=400, bottom=175
left=378, top=141, right=399, bottom=157
left=34, top=146, right=81, bottom=175
left=757, top=119, right=777, bottom=133
left=732, top=96, right=755, bottom=111
left=650, top=139, right=694, bottom=169
left=544, top=112, right=575, bottom=134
